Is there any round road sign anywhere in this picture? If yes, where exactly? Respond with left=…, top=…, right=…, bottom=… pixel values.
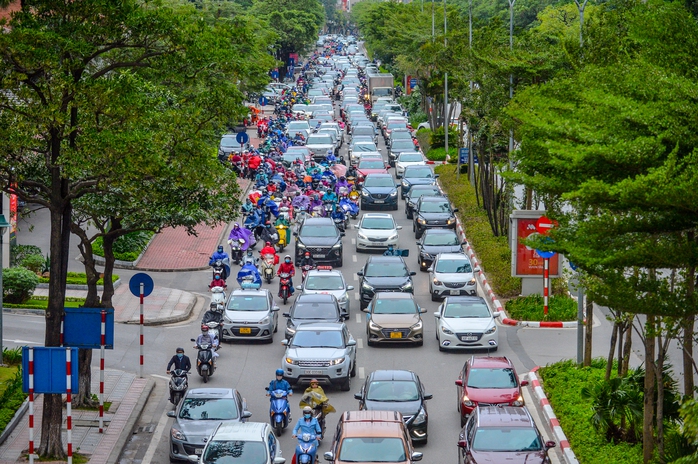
left=535, top=216, right=557, bottom=235
left=236, top=132, right=249, bottom=145
left=129, top=272, right=154, bottom=298
left=536, top=249, right=556, bottom=259
left=258, top=96, right=268, bottom=106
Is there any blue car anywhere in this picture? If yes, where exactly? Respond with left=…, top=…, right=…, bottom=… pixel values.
left=360, top=173, right=399, bottom=211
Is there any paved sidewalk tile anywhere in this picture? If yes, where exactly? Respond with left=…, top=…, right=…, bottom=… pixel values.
left=111, top=284, right=196, bottom=323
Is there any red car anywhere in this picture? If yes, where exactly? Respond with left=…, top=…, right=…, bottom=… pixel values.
left=455, top=356, right=528, bottom=426
left=356, top=159, right=389, bottom=186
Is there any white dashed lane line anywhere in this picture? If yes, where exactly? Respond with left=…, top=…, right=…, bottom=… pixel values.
left=355, top=314, right=362, bottom=324
left=359, top=367, right=366, bottom=379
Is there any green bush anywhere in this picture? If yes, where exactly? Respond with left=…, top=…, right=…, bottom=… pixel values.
left=435, top=165, right=521, bottom=297
left=429, top=125, right=459, bottom=149
left=19, top=254, right=44, bottom=274
left=9, top=244, right=42, bottom=267
left=38, top=271, right=119, bottom=285
left=505, top=294, right=577, bottom=322
left=93, top=231, right=154, bottom=262
left=2, top=267, right=39, bottom=304
left=2, top=348, right=22, bottom=366
left=426, top=147, right=457, bottom=162
left=0, top=368, right=27, bottom=435
left=415, top=128, right=431, bottom=154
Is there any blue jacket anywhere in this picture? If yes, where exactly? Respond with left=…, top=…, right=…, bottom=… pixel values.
left=293, top=417, right=321, bottom=437
left=268, top=379, right=292, bottom=395
left=209, top=251, right=229, bottom=265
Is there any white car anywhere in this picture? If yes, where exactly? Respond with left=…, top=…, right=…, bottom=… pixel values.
left=285, top=120, right=311, bottom=138
left=395, top=152, right=427, bottom=178
left=355, top=213, right=402, bottom=252
left=428, top=253, right=477, bottom=301
left=298, top=267, right=354, bottom=316
left=434, top=296, right=501, bottom=352
left=349, top=141, right=380, bottom=164
left=193, top=421, right=286, bottom=464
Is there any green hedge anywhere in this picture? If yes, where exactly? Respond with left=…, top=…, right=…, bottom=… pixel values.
left=2, top=267, right=39, bottom=304
left=505, top=294, right=577, bottom=321
left=38, top=272, right=119, bottom=285
left=415, top=128, right=431, bottom=154
left=435, top=165, right=521, bottom=298
left=4, top=296, right=86, bottom=309
left=538, top=359, right=644, bottom=464
left=0, top=368, right=27, bottom=435
left=92, top=231, right=154, bottom=262
left=426, top=147, right=457, bottom=162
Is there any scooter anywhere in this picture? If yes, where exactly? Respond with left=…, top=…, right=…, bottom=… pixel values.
left=301, top=265, right=315, bottom=285
left=230, top=238, right=245, bottom=264
left=294, top=433, right=319, bottom=464
left=266, top=388, right=291, bottom=436
left=168, top=369, right=189, bottom=406
left=275, top=218, right=290, bottom=253
left=261, top=254, right=276, bottom=284
left=210, top=286, right=226, bottom=308
left=211, top=258, right=230, bottom=281
left=279, top=272, right=292, bottom=304
left=333, top=217, right=346, bottom=233
left=190, top=338, right=216, bottom=383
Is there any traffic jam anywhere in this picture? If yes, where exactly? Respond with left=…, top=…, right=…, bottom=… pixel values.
left=176, top=34, right=559, bottom=464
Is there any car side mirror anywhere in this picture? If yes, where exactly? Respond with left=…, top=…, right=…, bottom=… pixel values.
left=415, top=241, right=420, bottom=245
left=293, top=232, right=298, bottom=236
left=520, top=379, right=529, bottom=387
left=396, top=225, right=403, bottom=230
left=340, top=232, right=346, bottom=236
left=357, top=271, right=364, bottom=276
left=190, top=338, right=196, bottom=342
left=281, top=339, right=289, bottom=346
left=434, top=174, right=440, bottom=178
left=324, top=451, right=335, bottom=461
left=461, top=241, right=468, bottom=246
left=410, top=271, right=416, bottom=276
left=166, top=411, right=176, bottom=418
left=419, top=307, right=426, bottom=313
left=545, top=441, right=556, bottom=449
left=353, top=224, right=359, bottom=229
left=242, top=410, right=252, bottom=419
left=493, top=311, right=502, bottom=318
left=296, top=285, right=303, bottom=290
left=354, top=393, right=362, bottom=400
left=423, top=393, right=433, bottom=400
left=282, top=312, right=290, bottom=318
left=427, top=267, right=433, bottom=272
left=455, top=379, right=463, bottom=387
left=273, top=457, right=286, bottom=464
left=411, top=452, right=423, bottom=461
left=457, top=440, right=467, bottom=448
left=272, top=306, right=280, bottom=312
left=347, top=339, right=357, bottom=346
left=434, top=312, right=441, bottom=318
left=347, top=286, right=354, bottom=291
left=395, top=183, right=401, bottom=188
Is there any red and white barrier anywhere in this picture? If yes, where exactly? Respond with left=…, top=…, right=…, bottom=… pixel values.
left=139, top=282, right=144, bottom=379
left=543, top=258, right=549, bottom=316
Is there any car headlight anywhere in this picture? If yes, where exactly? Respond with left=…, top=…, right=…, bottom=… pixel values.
left=171, top=427, right=186, bottom=441
left=287, top=326, right=296, bottom=334
left=259, top=316, right=270, bottom=325
left=224, top=315, right=233, bottom=323
left=361, top=190, right=369, bottom=197
left=388, top=234, right=398, bottom=241
left=401, top=281, right=413, bottom=291
left=410, top=320, right=422, bottom=330
left=420, top=251, right=432, bottom=258
left=362, top=281, right=374, bottom=292
left=285, top=357, right=296, bottom=365
left=389, top=191, right=397, bottom=197
left=432, top=278, right=443, bottom=286
left=512, top=395, right=524, bottom=407
left=358, top=233, right=368, bottom=240
left=417, top=218, right=426, bottom=225
left=368, top=318, right=381, bottom=329
left=467, top=278, right=477, bottom=286
left=297, top=242, right=306, bottom=249
left=441, top=325, right=454, bottom=335
left=330, top=357, right=345, bottom=366
left=447, top=218, right=456, bottom=224
left=412, top=407, right=427, bottom=425
left=401, top=180, right=408, bottom=187
left=463, top=396, right=474, bottom=407
left=332, top=242, right=342, bottom=249
left=485, top=326, right=497, bottom=335
left=338, top=294, right=349, bottom=303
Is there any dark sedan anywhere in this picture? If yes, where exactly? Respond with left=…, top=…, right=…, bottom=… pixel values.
left=283, top=293, right=344, bottom=340
left=413, top=196, right=458, bottom=238
left=417, top=229, right=466, bottom=271
left=360, top=173, right=399, bottom=211
left=400, top=166, right=438, bottom=199
left=405, top=185, right=443, bottom=219
left=357, top=255, right=416, bottom=309
left=293, top=217, right=344, bottom=267
left=354, top=370, right=433, bottom=445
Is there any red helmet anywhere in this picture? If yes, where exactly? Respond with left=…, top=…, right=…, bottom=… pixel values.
left=305, top=251, right=311, bottom=257
left=266, top=241, right=272, bottom=246
left=201, top=324, right=209, bottom=332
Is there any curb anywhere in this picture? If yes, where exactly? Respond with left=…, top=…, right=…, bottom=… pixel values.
left=0, top=397, right=29, bottom=446
left=529, top=368, right=579, bottom=464
left=106, top=378, right=155, bottom=464
left=2, top=308, right=45, bottom=316
left=121, top=294, right=202, bottom=326
left=36, top=278, right=122, bottom=291
left=503, top=319, right=578, bottom=328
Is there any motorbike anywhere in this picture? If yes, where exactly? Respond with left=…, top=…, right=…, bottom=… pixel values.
left=230, top=238, right=245, bottom=264
left=279, top=272, right=292, bottom=304
left=300, top=390, right=335, bottom=441
left=202, top=307, right=224, bottom=341
left=261, top=254, right=276, bottom=284
left=301, top=265, right=315, bottom=284
left=266, top=388, right=291, bottom=436
left=294, top=433, right=318, bottom=464
left=190, top=338, right=216, bottom=383
left=333, top=217, right=346, bottom=233
left=168, top=369, right=189, bottom=406
left=311, top=205, right=324, bottom=218
left=210, top=258, right=230, bottom=281
left=339, top=197, right=359, bottom=219
left=210, top=286, right=226, bottom=309
left=275, top=217, right=290, bottom=252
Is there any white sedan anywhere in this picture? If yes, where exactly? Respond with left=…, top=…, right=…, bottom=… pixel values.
left=354, top=213, right=402, bottom=252
left=395, top=151, right=427, bottom=178
left=434, top=296, right=502, bottom=352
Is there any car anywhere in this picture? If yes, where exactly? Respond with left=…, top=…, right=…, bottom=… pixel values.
left=168, top=388, right=252, bottom=461
left=413, top=196, right=458, bottom=238
left=323, top=410, right=422, bottom=464
left=388, top=140, right=416, bottom=167
left=280, top=322, right=357, bottom=390
left=404, top=185, right=443, bottom=220
left=352, top=124, right=378, bottom=144
left=360, top=173, right=399, bottom=211
left=395, top=152, right=427, bottom=178
left=319, top=122, right=344, bottom=146
left=218, top=134, right=241, bottom=161
left=298, top=267, right=353, bottom=316
left=355, top=158, right=389, bottom=186
left=435, top=296, right=501, bottom=352
left=383, top=118, right=408, bottom=143
left=262, top=87, right=282, bottom=103
left=387, top=128, right=412, bottom=149
left=365, top=292, right=425, bottom=346
left=354, top=370, right=432, bottom=444
left=416, top=229, right=465, bottom=271
left=400, top=165, right=438, bottom=199
left=293, top=217, right=344, bottom=267
left=193, top=421, right=285, bottom=464
left=357, top=256, right=416, bottom=309
left=306, top=133, right=337, bottom=161
left=285, top=120, right=311, bottom=138
left=281, top=146, right=312, bottom=167
left=221, top=287, right=279, bottom=342
left=283, top=293, right=344, bottom=340
left=318, top=127, right=340, bottom=148
left=429, top=253, right=477, bottom=301
left=458, top=406, right=555, bottom=464
left=455, top=356, right=528, bottom=425
left=355, top=213, right=402, bottom=252
left=349, top=140, right=380, bottom=164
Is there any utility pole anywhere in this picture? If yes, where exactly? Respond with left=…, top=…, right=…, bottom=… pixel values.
left=431, top=0, right=435, bottom=41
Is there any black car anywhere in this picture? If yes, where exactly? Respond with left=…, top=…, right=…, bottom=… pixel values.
left=400, top=165, right=438, bottom=199
left=417, top=229, right=466, bottom=271
left=360, top=173, right=399, bottom=211
left=283, top=293, right=344, bottom=340
left=405, top=185, right=443, bottom=219
left=413, top=196, right=458, bottom=238
left=293, top=217, right=344, bottom=267
left=357, top=256, right=417, bottom=309
left=354, top=370, right=433, bottom=445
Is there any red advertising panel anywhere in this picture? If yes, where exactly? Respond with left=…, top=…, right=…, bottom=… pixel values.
left=9, top=189, right=17, bottom=242
left=514, top=217, right=559, bottom=276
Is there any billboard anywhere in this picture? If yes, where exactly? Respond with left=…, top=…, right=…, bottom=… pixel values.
left=510, top=211, right=561, bottom=278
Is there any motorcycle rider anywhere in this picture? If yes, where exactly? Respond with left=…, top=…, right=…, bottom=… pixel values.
left=383, top=245, right=401, bottom=256
left=209, top=245, right=230, bottom=280
left=299, top=251, right=316, bottom=270
left=330, top=205, right=346, bottom=226
left=277, top=255, right=296, bottom=295
left=209, top=272, right=227, bottom=290
left=228, top=222, right=253, bottom=252
left=166, top=347, right=191, bottom=374
left=267, top=368, right=293, bottom=417
left=292, top=405, right=322, bottom=447
left=258, top=221, right=278, bottom=246
left=195, top=325, right=219, bottom=361
left=260, top=241, right=277, bottom=258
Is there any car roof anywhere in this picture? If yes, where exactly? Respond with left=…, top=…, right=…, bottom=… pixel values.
left=367, top=255, right=406, bottom=264
left=230, top=288, right=269, bottom=297
left=476, top=406, right=534, bottom=427
left=405, top=165, right=433, bottom=172
left=436, top=253, right=469, bottom=261
left=295, top=322, right=346, bottom=332
left=301, top=217, right=335, bottom=226
left=369, top=369, right=418, bottom=382
left=295, top=293, right=338, bottom=303
left=419, top=195, right=448, bottom=203
left=186, top=388, right=237, bottom=399
left=467, top=356, right=514, bottom=369
left=362, top=212, right=393, bottom=219
left=306, top=269, right=343, bottom=279
left=340, top=410, right=405, bottom=437
left=423, top=228, right=456, bottom=236
left=373, top=292, right=414, bottom=300
left=364, top=173, right=393, bottom=179
left=210, top=422, right=267, bottom=441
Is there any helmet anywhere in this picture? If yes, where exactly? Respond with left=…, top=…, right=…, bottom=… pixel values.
left=176, top=347, right=184, bottom=353
left=201, top=325, right=209, bottom=332
left=217, top=245, right=223, bottom=253
left=266, top=241, right=272, bottom=246
left=285, top=255, right=292, bottom=260
left=303, top=405, right=313, bottom=413
left=310, top=378, right=319, bottom=385
left=305, top=251, right=311, bottom=257
left=275, top=368, right=284, bottom=376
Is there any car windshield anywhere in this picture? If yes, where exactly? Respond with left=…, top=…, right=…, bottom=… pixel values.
left=291, top=330, right=344, bottom=348
left=305, top=275, right=345, bottom=291
left=354, top=127, right=374, bottom=136
left=283, top=153, right=304, bottom=163
left=373, top=298, right=417, bottom=314
left=405, top=167, right=434, bottom=178
left=362, top=217, right=395, bottom=230
left=419, top=201, right=451, bottom=213
left=359, top=161, right=385, bottom=170
left=307, top=135, right=333, bottom=144
left=444, top=302, right=490, bottom=318
left=364, top=177, right=395, bottom=188
left=354, top=143, right=378, bottom=152
left=178, top=398, right=239, bottom=420
left=227, top=296, right=267, bottom=311
left=467, top=368, right=518, bottom=389
left=338, top=438, right=406, bottom=462
left=472, top=428, right=542, bottom=452
left=391, top=132, right=411, bottom=140
left=435, top=259, right=472, bottom=273
left=365, top=262, right=407, bottom=277
left=423, top=233, right=459, bottom=246
left=300, top=225, right=338, bottom=237
left=220, top=136, right=237, bottom=148
left=288, top=122, right=309, bottom=130
left=399, top=153, right=423, bottom=162
left=391, top=140, right=414, bottom=150
left=292, top=303, right=338, bottom=320
left=366, top=380, right=420, bottom=402
left=202, top=440, right=267, bottom=464
left=387, top=121, right=407, bottom=129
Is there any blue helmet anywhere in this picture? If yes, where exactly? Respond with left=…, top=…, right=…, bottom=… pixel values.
left=275, top=369, right=284, bottom=376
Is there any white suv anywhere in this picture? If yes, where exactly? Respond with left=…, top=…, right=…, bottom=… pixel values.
left=428, top=253, right=477, bottom=301
left=189, top=421, right=285, bottom=464
left=355, top=213, right=401, bottom=252
left=298, top=268, right=354, bottom=316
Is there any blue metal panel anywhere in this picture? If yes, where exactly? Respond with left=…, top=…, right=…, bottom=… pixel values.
left=63, top=307, right=114, bottom=349
left=22, top=347, right=79, bottom=394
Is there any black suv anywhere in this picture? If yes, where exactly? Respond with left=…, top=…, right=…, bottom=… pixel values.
left=357, top=256, right=417, bottom=310
left=405, top=185, right=443, bottom=219
left=413, top=196, right=458, bottom=238
left=293, top=217, right=344, bottom=267
left=417, top=229, right=466, bottom=271
left=283, top=293, right=344, bottom=340
left=400, top=165, right=438, bottom=199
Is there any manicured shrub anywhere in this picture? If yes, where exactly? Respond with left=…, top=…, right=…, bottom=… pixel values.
left=93, top=231, right=154, bottom=261
left=2, top=267, right=39, bottom=304
left=505, top=294, right=577, bottom=321
left=9, top=244, right=42, bottom=267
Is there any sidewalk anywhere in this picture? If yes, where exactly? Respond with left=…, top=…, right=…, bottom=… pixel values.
left=0, top=370, right=153, bottom=464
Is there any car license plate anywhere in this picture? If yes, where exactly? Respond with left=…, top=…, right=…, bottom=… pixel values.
left=304, top=370, right=323, bottom=375
left=374, top=200, right=384, bottom=204
left=239, top=327, right=251, bottom=334
left=313, top=254, right=325, bottom=259
left=390, top=332, right=402, bottom=339
left=461, top=336, right=478, bottom=341
left=195, top=449, right=203, bottom=455
left=450, top=290, right=460, bottom=295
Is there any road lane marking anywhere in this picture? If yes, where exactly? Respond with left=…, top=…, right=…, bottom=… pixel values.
left=359, top=367, right=365, bottom=379
left=142, top=400, right=172, bottom=463
left=353, top=274, right=358, bottom=281
left=357, top=338, right=364, bottom=349
left=354, top=293, right=360, bottom=300
left=352, top=255, right=357, bottom=262
left=355, top=314, right=362, bottom=324
left=351, top=238, right=356, bottom=245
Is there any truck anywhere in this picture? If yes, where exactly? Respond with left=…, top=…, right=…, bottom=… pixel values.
left=367, top=73, right=394, bottom=103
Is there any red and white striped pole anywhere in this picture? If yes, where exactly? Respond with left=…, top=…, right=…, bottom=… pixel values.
left=543, top=257, right=550, bottom=316
left=99, top=309, right=106, bottom=433
left=140, top=282, right=144, bottom=379
left=66, top=347, right=73, bottom=464
left=28, top=347, right=34, bottom=464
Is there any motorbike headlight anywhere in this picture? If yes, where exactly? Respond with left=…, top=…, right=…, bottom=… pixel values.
left=413, top=407, right=427, bottom=425
left=485, top=325, right=497, bottom=335
left=362, top=281, right=374, bottom=292
left=389, top=191, right=397, bottom=197
left=441, top=325, right=454, bottom=335
left=463, top=396, right=474, bottom=407
left=388, top=234, right=398, bottom=241
left=512, top=395, right=524, bottom=407
left=401, top=281, right=413, bottom=291
left=401, top=180, right=408, bottom=187
left=417, top=218, right=426, bottom=225
left=361, top=190, right=369, bottom=197
left=330, top=357, right=345, bottom=366
left=297, top=242, right=306, bottom=249
left=358, top=233, right=368, bottom=240
left=259, top=316, right=270, bottom=325
left=447, top=217, right=456, bottom=224
left=171, top=427, right=186, bottom=441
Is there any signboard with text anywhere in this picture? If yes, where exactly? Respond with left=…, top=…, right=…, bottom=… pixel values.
left=510, top=212, right=561, bottom=278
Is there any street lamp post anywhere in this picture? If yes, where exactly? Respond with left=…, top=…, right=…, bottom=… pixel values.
left=0, top=214, right=10, bottom=366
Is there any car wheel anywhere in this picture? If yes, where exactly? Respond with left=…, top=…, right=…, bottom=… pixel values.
left=360, top=201, right=365, bottom=210
left=273, top=321, right=278, bottom=333
left=392, top=203, right=398, bottom=211
left=439, top=344, right=447, bottom=352
left=340, top=375, right=351, bottom=391
left=416, top=339, right=424, bottom=347
left=367, top=338, right=374, bottom=347
left=337, top=256, right=343, bottom=267
left=350, top=362, right=357, bottom=378
left=415, top=228, right=423, bottom=239
left=266, top=335, right=274, bottom=344
left=412, top=222, right=416, bottom=233
left=406, top=209, right=413, bottom=220
left=460, top=413, right=467, bottom=428
left=431, top=292, right=439, bottom=302
left=356, top=246, right=362, bottom=254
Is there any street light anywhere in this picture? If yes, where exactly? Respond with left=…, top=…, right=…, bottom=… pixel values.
left=0, top=214, right=10, bottom=366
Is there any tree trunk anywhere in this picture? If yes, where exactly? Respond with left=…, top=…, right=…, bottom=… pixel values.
left=606, top=320, right=619, bottom=381
left=683, top=253, right=695, bottom=396
left=621, top=318, right=633, bottom=377
left=101, top=218, right=121, bottom=308
left=655, top=329, right=667, bottom=462
left=584, top=298, right=593, bottom=367
left=643, top=315, right=656, bottom=464
left=616, top=320, right=624, bottom=377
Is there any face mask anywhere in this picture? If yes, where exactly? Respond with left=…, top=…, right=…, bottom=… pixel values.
left=285, top=259, right=291, bottom=263
left=304, top=414, right=312, bottom=419
left=177, top=353, right=183, bottom=359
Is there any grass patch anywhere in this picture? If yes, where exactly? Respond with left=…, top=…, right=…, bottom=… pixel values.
left=426, top=146, right=457, bottom=162
left=505, top=294, right=577, bottom=321
left=0, top=367, right=27, bottom=436
left=4, top=296, right=86, bottom=310
left=92, top=230, right=154, bottom=262
left=32, top=453, right=88, bottom=463
left=38, top=272, right=119, bottom=285
left=415, top=128, right=431, bottom=153
left=435, top=165, right=521, bottom=298
left=73, top=401, right=112, bottom=412
left=538, top=359, right=645, bottom=464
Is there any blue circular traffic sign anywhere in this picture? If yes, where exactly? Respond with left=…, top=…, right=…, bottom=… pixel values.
left=129, top=272, right=154, bottom=298
left=236, top=132, right=249, bottom=145
left=536, top=249, right=556, bottom=259
left=569, top=261, right=578, bottom=271
left=258, top=96, right=268, bottom=106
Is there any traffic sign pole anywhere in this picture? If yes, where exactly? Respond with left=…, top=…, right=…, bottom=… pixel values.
left=28, top=347, right=34, bottom=464
left=66, top=347, right=73, bottom=464
left=140, top=282, right=144, bottom=379
left=99, top=309, right=106, bottom=433
left=543, top=258, right=550, bottom=315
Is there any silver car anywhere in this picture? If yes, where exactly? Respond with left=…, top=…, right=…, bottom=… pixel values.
left=297, top=268, right=354, bottom=316
left=428, top=253, right=477, bottom=301
left=281, top=322, right=357, bottom=391
left=221, top=288, right=279, bottom=342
